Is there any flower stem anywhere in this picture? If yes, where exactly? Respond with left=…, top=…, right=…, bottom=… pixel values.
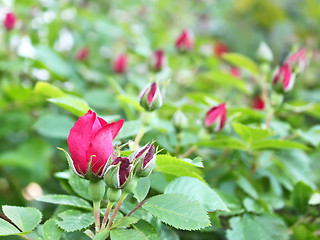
left=266, top=108, right=274, bottom=129
left=125, top=198, right=150, bottom=217
left=106, top=193, right=128, bottom=230
left=101, top=201, right=114, bottom=230
left=133, top=125, right=145, bottom=150
left=93, top=201, right=101, bottom=233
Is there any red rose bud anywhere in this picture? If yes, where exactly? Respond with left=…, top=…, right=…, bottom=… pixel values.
left=139, top=82, right=163, bottom=111
left=104, top=157, right=133, bottom=189
left=230, top=67, right=241, bottom=78
left=204, top=103, right=227, bottom=132
left=75, top=47, right=89, bottom=61
left=4, top=12, right=16, bottom=31
left=151, top=49, right=167, bottom=71
left=130, top=144, right=156, bottom=177
left=273, top=63, right=295, bottom=92
left=286, top=48, right=307, bottom=73
left=60, top=110, right=123, bottom=181
left=252, top=96, right=265, bottom=111
left=214, top=42, right=229, bottom=58
left=175, top=29, right=194, bottom=51
left=113, top=54, right=127, bottom=74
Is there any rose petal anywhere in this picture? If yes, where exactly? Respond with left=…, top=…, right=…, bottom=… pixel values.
left=205, top=103, right=226, bottom=127
left=148, top=83, right=157, bottom=104
left=67, top=110, right=96, bottom=174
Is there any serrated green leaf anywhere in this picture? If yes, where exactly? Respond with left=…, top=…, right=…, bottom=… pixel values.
left=155, top=155, right=204, bottom=181
left=68, top=173, right=90, bottom=200
left=291, top=181, right=313, bottom=213
left=142, top=193, right=210, bottom=230
left=297, top=125, right=320, bottom=147
left=57, top=210, right=94, bottom=232
left=132, top=220, right=159, bottom=240
left=0, top=219, right=21, bottom=236
left=251, top=139, right=309, bottom=150
left=223, top=53, right=259, bottom=75
left=133, top=177, right=150, bottom=202
left=164, top=177, right=228, bottom=212
left=42, top=219, right=63, bottom=240
left=111, top=217, right=140, bottom=229
left=110, top=229, right=146, bottom=240
left=36, top=194, right=92, bottom=210
left=2, top=206, right=42, bottom=233
left=48, top=96, right=90, bottom=117
left=227, top=214, right=289, bottom=240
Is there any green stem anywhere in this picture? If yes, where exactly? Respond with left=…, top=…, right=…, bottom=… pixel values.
left=266, top=108, right=274, bottom=129
left=93, top=201, right=101, bottom=233
left=101, top=201, right=114, bottom=230
left=106, top=193, right=128, bottom=230
left=133, top=125, right=145, bottom=150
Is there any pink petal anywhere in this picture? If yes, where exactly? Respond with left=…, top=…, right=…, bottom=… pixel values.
left=107, top=119, right=124, bottom=140
left=148, top=83, right=157, bottom=104
left=205, top=103, right=226, bottom=127
left=86, top=127, right=114, bottom=175
left=281, top=64, right=292, bottom=91
left=143, top=145, right=155, bottom=169
left=67, top=110, right=96, bottom=174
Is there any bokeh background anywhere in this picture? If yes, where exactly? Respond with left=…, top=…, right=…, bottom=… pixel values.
left=1, top=0, right=320, bottom=239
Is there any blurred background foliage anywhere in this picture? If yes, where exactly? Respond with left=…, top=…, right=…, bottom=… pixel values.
left=1, top=0, right=320, bottom=239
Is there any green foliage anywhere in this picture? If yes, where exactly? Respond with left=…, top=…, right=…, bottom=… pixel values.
left=164, top=176, right=228, bottom=212
left=222, top=53, right=259, bottom=75
left=57, top=210, right=94, bottom=232
left=142, top=193, right=210, bottom=230
left=36, top=194, right=92, bottom=210
left=132, top=220, right=160, bottom=240
left=0, top=206, right=42, bottom=236
left=291, top=181, right=314, bottom=213
left=42, top=219, right=64, bottom=240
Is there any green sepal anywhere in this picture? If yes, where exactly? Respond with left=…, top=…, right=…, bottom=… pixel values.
left=57, top=147, right=83, bottom=178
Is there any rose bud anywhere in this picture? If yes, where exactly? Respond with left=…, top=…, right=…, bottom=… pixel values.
left=139, top=82, right=163, bottom=111
left=175, top=29, right=194, bottom=51
left=104, top=157, right=134, bottom=189
left=214, top=42, right=229, bottom=58
left=272, top=63, right=295, bottom=92
left=4, top=12, right=17, bottom=31
left=286, top=48, right=307, bottom=73
left=75, top=47, right=89, bottom=61
left=257, top=42, right=273, bottom=63
left=130, top=144, right=156, bottom=177
left=151, top=49, right=167, bottom=71
left=230, top=67, right=241, bottom=78
left=113, top=54, right=127, bottom=74
left=204, top=103, right=227, bottom=132
left=252, top=96, right=265, bottom=111
left=59, top=110, right=124, bottom=181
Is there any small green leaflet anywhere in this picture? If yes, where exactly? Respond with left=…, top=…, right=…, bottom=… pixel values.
left=2, top=205, right=42, bottom=233
left=291, top=181, right=313, bottom=213
left=0, top=219, right=21, bottom=236
left=42, top=219, right=64, bottom=240
left=110, top=229, right=146, bottom=240
left=36, top=194, right=92, bottom=210
left=57, top=210, right=94, bottom=232
left=132, top=220, right=159, bottom=240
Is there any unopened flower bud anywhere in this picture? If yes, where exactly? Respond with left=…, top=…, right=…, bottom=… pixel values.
left=139, top=82, right=163, bottom=111
left=104, top=157, right=133, bottom=189
left=4, top=12, right=16, bottom=31
left=113, top=54, right=127, bottom=74
left=204, top=103, right=227, bottom=132
left=272, top=63, right=295, bottom=93
left=151, top=49, right=167, bottom=72
left=214, top=42, right=229, bottom=58
left=130, top=144, right=156, bottom=177
left=257, top=42, right=273, bottom=63
left=175, top=29, right=194, bottom=51
left=75, top=47, right=89, bottom=61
